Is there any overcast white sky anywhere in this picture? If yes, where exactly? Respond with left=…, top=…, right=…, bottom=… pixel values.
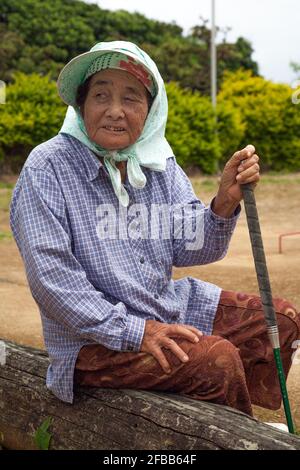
left=85, top=0, right=300, bottom=84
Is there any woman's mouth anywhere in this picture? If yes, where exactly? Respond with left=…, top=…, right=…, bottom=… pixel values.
left=103, top=126, right=126, bottom=132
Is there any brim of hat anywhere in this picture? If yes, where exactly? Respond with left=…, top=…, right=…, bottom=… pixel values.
left=57, top=49, right=156, bottom=107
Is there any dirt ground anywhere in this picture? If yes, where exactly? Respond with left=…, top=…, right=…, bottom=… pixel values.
left=1, top=172, right=300, bottom=428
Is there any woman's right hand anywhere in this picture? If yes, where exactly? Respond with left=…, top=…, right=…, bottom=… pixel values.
left=140, top=319, right=203, bottom=374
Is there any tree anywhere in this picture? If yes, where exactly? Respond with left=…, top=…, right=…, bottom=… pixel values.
left=0, top=24, right=25, bottom=82
left=189, top=18, right=259, bottom=94
left=0, top=0, right=258, bottom=92
left=290, top=61, right=300, bottom=79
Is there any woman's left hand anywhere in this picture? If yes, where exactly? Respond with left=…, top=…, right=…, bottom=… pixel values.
left=212, top=144, right=260, bottom=218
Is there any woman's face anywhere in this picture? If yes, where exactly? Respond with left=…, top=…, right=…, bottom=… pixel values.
left=81, top=68, right=149, bottom=150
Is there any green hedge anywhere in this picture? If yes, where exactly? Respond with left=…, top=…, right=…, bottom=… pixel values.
left=218, top=70, right=300, bottom=171
left=1, top=70, right=300, bottom=173
left=166, top=82, right=220, bottom=173
left=0, top=72, right=66, bottom=171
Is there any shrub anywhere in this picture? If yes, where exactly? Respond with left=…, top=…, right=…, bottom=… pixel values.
left=2, top=69, right=299, bottom=175
left=165, top=82, right=220, bottom=173
left=216, top=100, right=246, bottom=167
left=218, top=70, right=300, bottom=171
left=0, top=72, right=66, bottom=172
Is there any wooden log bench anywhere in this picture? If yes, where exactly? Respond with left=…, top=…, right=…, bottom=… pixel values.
left=0, top=338, right=300, bottom=450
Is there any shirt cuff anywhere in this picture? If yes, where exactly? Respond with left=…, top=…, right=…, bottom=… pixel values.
left=121, top=314, right=146, bottom=352
left=208, top=197, right=241, bottom=230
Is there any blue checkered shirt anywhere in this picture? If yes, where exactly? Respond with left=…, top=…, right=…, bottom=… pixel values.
left=10, top=133, right=240, bottom=403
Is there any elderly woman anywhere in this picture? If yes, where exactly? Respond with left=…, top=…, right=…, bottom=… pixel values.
left=10, top=41, right=299, bottom=418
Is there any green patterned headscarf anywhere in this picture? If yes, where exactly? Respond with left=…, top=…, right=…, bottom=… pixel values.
left=57, top=41, right=173, bottom=206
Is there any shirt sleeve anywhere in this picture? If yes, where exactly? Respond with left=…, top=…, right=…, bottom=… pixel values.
left=9, top=166, right=145, bottom=352
left=170, top=158, right=241, bottom=267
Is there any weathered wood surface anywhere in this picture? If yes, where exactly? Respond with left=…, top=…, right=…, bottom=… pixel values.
left=0, top=338, right=300, bottom=450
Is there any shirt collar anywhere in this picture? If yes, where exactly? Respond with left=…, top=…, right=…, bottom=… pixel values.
left=66, top=134, right=105, bottom=181
left=85, top=151, right=103, bottom=181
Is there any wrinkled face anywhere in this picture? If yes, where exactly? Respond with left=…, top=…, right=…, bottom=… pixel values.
left=81, top=69, right=149, bottom=150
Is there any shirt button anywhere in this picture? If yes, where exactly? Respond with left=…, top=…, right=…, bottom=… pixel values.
left=154, top=293, right=159, bottom=299
left=140, top=257, right=145, bottom=264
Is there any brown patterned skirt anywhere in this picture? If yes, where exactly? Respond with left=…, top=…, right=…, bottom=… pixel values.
left=74, top=290, right=300, bottom=416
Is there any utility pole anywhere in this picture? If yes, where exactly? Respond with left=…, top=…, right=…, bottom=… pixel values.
left=211, top=0, right=217, bottom=108
left=211, top=0, right=219, bottom=173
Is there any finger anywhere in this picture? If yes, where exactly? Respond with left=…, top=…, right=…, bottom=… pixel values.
left=237, top=154, right=259, bottom=172
left=236, top=163, right=260, bottom=182
left=231, top=145, right=256, bottom=165
left=163, top=338, right=190, bottom=364
left=167, top=324, right=202, bottom=343
left=182, top=324, right=203, bottom=339
left=242, top=144, right=256, bottom=157
left=151, top=345, right=172, bottom=374
left=239, top=172, right=260, bottom=185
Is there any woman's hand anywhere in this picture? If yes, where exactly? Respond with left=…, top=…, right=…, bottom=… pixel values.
left=141, top=319, right=203, bottom=374
left=212, top=144, right=260, bottom=218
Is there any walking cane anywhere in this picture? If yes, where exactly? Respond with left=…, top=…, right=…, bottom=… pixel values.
left=242, top=183, right=295, bottom=433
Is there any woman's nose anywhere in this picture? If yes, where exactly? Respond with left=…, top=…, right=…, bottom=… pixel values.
left=105, top=100, right=125, bottom=119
